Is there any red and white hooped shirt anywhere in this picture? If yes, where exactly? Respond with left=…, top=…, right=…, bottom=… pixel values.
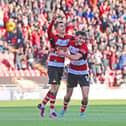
left=47, top=20, right=73, bottom=68
left=68, top=41, right=88, bottom=75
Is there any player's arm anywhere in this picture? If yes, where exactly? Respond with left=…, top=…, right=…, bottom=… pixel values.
left=47, top=15, right=58, bottom=49
left=47, top=20, right=55, bottom=39
left=57, top=50, right=87, bottom=60
left=47, top=15, right=57, bottom=39
left=66, top=42, right=88, bottom=60
left=66, top=52, right=87, bottom=60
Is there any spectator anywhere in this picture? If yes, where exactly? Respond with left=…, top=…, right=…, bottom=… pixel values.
left=0, top=6, right=4, bottom=27
left=94, top=49, right=102, bottom=75
left=117, top=45, right=126, bottom=70
left=0, top=0, right=126, bottom=87
left=38, top=47, right=48, bottom=65
left=26, top=47, right=34, bottom=69
left=16, top=22, right=24, bottom=48
left=14, top=46, right=24, bottom=70
left=31, top=27, right=41, bottom=58
left=101, top=53, right=109, bottom=74
left=115, top=70, right=123, bottom=86
left=84, top=8, right=94, bottom=20
left=122, top=66, right=126, bottom=84
left=6, top=18, right=16, bottom=44
left=109, top=46, right=117, bottom=70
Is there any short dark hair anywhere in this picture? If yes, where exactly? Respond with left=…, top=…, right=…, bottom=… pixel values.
left=80, top=31, right=87, bottom=36
left=75, top=31, right=82, bottom=36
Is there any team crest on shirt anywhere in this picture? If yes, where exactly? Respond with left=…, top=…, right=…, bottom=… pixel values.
left=69, top=46, right=79, bottom=54
left=56, top=39, right=69, bottom=46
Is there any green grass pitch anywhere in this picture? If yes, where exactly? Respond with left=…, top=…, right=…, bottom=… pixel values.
left=0, top=100, right=126, bottom=126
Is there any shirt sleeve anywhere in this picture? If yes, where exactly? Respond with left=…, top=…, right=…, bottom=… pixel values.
left=78, top=43, right=88, bottom=60
left=47, top=20, right=55, bottom=40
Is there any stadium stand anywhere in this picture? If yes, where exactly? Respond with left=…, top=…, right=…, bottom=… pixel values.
left=0, top=0, right=126, bottom=88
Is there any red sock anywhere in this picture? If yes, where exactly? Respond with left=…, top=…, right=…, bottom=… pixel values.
left=63, top=100, right=69, bottom=111
left=50, top=94, right=56, bottom=112
left=42, top=91, right=50, bottom=106
left=81, top=105, right=87, bottom=113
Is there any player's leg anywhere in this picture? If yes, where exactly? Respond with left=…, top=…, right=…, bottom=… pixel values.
left=38, top=85, right=60, bottom=118
left=37, top=90, right=51, bottom=117
left=63, top=88, right=73, bottom=111
left=38, top=67, right=63, bottom=118
left=49, top=84, right=59, bottom=118
left=58, top=87, right=73, bottom=117
left=80, top=86, right=89, bottom=118
left=79, top=74, right=90, bottom=118
left=37, top=67, right=54, bottom=117
left=48, top=67, right=64, bottom=118
left=59, top=73, right=77, bottom=117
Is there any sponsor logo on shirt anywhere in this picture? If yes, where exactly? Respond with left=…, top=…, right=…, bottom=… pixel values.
left=56, top=39, right=69, bottom=46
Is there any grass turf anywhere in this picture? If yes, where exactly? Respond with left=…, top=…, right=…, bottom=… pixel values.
left=0, top=100, right=126, bottom=126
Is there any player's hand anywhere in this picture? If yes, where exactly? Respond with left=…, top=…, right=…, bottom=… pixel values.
left=56, top=49, right=67, bottom=56
left=52, top=14, right=58, bottom=21
left=50, top=48, right=55, bottom=53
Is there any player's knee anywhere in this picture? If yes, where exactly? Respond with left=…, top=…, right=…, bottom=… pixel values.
left=81, top=97, right=88, bottom=105
left=49, top=91, right=57, bottom=96
left=64, top=97, right=70, bottom=102
left=50, top=85, right=59, bottom=93
left=50, top=89, right=57, bottom=95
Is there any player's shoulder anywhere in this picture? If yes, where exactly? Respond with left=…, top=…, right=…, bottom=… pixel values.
left=65, top=35, right=75, bottom=40
left=69, top=40, right=76, bottom=46
left=80, top=42, right=88, bottom=52
left=82, top=41, right=88, bottom=47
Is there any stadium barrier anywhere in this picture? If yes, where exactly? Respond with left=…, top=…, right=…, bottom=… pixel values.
left=0, top=83, right=126, bottom=100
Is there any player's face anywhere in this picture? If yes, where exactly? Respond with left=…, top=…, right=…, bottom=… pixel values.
left=75, top=35, right=83, bottom=46
left=56, top=23, right=65, bottom=34
left=81, top=36, right=86, bottom=42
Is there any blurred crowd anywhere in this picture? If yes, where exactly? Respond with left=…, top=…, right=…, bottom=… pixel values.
left=0, top=0, right=126, bottom=87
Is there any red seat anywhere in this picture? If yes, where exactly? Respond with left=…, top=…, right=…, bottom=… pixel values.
left=24, top=70, right=30, bottom=77
left=29, top=70, right=35, bottom=76
left=0, top=70, right=4, bottom=77
left=9, top=70, right=14, bottom=77
left=14, top=70, right=21, bottom=77
left=34, top=69, right=41, bottom=77
left=19, top=70, right=25, bottom=77
left=3, top=71, right=10, bottom=77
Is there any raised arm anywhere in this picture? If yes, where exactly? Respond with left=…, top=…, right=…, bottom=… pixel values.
left=47, top=19, right=55, bottom=40
left=47, top=15, right=57, bottom=39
